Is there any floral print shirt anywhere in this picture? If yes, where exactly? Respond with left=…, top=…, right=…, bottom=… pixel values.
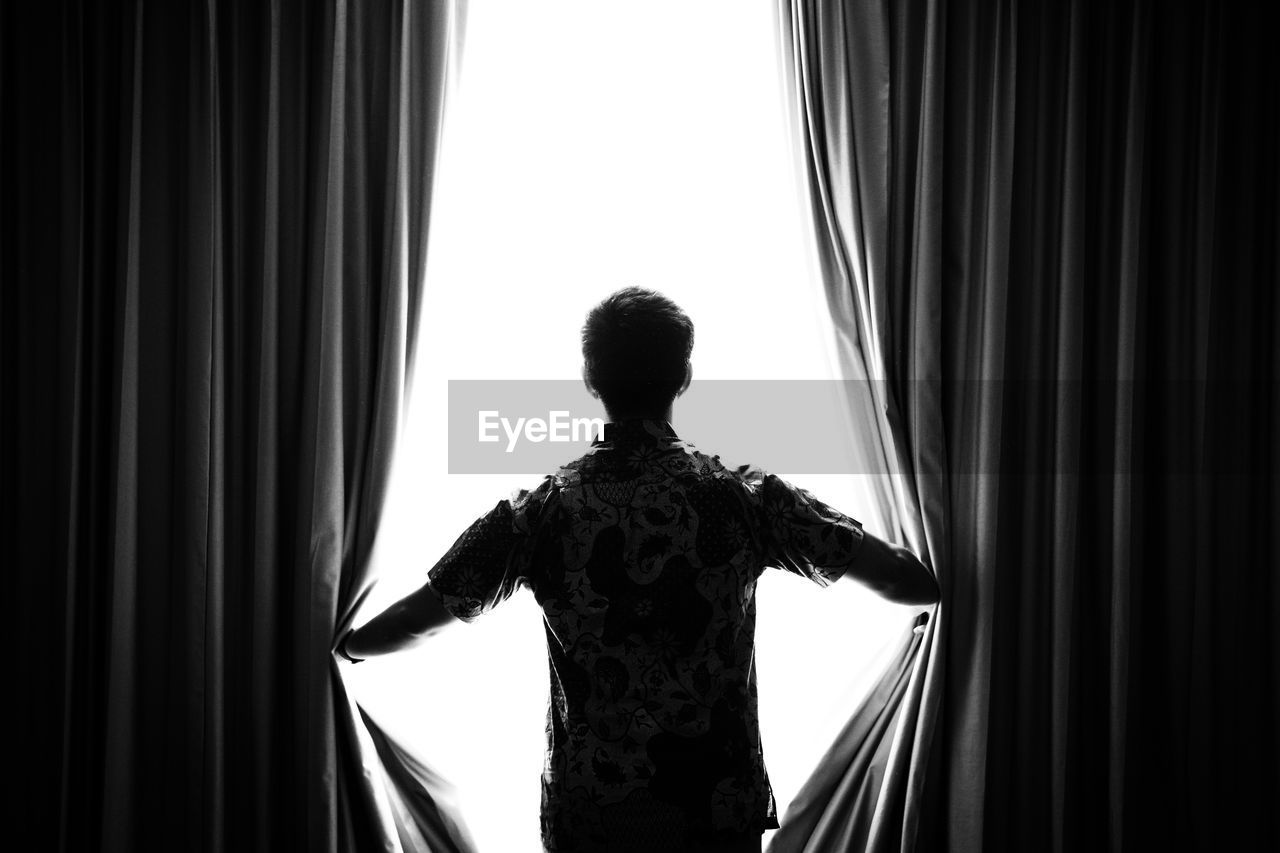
left=427, top=420, right=865, bottom=852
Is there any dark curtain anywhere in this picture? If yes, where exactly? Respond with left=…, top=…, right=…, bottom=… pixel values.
left=3, top=1, right=472, bottom=850
left=774, top=0, right=1278, bottom=850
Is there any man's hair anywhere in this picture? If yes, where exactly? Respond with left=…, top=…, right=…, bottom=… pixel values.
left=582, top=287, right=694, bottom=414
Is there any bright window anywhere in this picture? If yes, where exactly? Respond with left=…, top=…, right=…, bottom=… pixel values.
left=346, top=3, right=912, bottom=850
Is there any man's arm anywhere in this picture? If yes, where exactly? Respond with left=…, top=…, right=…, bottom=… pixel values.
left=840, top=530, right=939, bottom=606
left=339, top=583, right=458, bottom=661
left=339, top=482, right=554, bottom=661
left=752, top=471, right=940, bottom=606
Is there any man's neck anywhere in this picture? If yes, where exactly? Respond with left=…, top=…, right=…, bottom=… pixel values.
left=603, top=407, right=673, bottom=424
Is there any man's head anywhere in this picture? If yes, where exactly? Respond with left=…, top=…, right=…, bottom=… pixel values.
left=582, top=287, right=694, bottom=419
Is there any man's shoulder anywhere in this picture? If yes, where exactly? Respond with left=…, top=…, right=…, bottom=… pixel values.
left=661, top=442, right=768, bottom=486
left=505, top=474, right=563, bottom=532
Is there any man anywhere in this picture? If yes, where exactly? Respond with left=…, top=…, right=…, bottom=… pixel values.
left=339, top=287, right=939, bottom=852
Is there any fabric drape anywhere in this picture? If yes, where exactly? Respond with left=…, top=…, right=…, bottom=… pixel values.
left=774, top=0, right=1278, bottom=850
left=4, top=1, right=471, bottom=850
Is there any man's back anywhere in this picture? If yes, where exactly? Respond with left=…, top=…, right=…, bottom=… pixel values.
left=427, top=419, right=866, bottom=852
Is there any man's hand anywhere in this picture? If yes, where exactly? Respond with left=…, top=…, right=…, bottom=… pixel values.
left=339, top=582, right=459, bottom=661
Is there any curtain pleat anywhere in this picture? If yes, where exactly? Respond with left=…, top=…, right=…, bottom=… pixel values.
left=781, top=616, right=928, bottom=851
left=4, top=1, right=469, bottom=850
left=774, top=0, right=1279, bottom=850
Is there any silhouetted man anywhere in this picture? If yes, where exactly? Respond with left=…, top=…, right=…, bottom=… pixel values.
left=340, top=287, right=938, bottom=853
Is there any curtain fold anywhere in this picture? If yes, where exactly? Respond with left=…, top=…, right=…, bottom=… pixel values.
left=5, top=1, right=470, bottom=850
left=774, top=0, right=1278, bottom=850
left=779, top=615, right=929, bottom=852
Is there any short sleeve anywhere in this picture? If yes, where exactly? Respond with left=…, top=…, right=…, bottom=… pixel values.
left=427, top=478, right=555, bottom=621
left=752, top=472, right=865, bottom=587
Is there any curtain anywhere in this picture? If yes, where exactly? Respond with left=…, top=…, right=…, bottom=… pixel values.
left=4, top=1, right=471, bottom=850
left=774, top=0, right=1278, bottom=850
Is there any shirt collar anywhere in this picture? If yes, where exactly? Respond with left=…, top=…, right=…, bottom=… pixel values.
left=593, top=419, right=679, bottom=447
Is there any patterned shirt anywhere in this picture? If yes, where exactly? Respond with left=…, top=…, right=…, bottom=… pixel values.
left=426, top=419, right=865, bottom=852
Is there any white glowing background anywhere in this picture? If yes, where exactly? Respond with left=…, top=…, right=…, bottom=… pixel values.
left=344, top=2, right=914, bottom=850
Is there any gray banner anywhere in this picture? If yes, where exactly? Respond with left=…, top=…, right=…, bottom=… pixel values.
left=446, top=379, right=1266, bottom=475
left=448, top=379, right=868, bottom=475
